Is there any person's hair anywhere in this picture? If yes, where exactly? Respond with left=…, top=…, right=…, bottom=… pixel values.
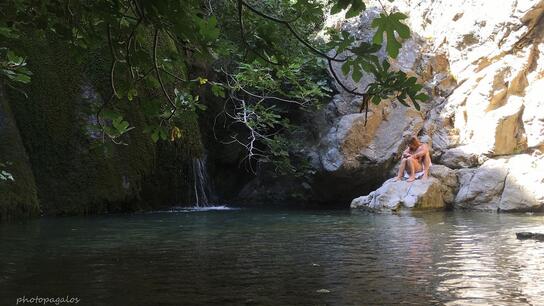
left=408, top=135, right=420, bottom=146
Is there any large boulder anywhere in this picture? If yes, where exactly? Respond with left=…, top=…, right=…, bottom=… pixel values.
left=439, top=145, right=487, bottom=169
left=305, top=95, right=426, bottom=202
left=454, top=154, right=544, bottom=212
left=351, top=165, right=457, bottom=212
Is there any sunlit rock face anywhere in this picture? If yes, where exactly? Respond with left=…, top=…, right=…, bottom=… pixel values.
left=241, top=0, right=544, bottom=208
left=392, top=0, right=544, bottom=157
left=302, top=8, right=432, bottom=202
left=350, top=0, right=544, bottom=211
left=455, top=154, right=544, bottom=211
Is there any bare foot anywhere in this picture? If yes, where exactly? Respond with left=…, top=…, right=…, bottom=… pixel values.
left=407, top=176, right=416, bottom=182
left=422, top=173, right=428, bottom=180
left=392, top=177, right=402, bottom=182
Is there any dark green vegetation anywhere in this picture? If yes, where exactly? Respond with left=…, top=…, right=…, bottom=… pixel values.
left=0, top=0, right=430, bottom=219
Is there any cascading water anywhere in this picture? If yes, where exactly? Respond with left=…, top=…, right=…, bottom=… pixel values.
left=192, top=154, right=214, bottom=207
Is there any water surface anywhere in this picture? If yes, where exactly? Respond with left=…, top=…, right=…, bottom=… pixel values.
left=2, top=208, right=544, bottom=305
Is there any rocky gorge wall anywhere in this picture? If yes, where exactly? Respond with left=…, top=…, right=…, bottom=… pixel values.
left=349, top=0, right=544, bottom=211
left=2, top=1, right=542, bottom=215
left=241, top=0, right=544, bottom=211
left=0, top=36, right=205, bottom=219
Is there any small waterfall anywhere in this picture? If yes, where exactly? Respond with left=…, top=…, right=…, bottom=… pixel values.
left=192, top=155, right=213, bottom=207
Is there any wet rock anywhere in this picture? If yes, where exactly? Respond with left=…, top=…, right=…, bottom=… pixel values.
left=516, top=232, right=544, bottom=241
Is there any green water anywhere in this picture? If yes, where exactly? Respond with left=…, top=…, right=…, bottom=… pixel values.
left=1, top=208, right=544, bottom=305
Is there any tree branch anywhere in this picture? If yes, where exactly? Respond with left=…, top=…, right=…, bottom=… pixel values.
left=107, top=24, right=119, bottom=98
left=237, top=0, right=280, bottom=65
left=152, top=29, right=177, bottom=120
left=126, top=16, right=143, bottom=79
left=240, top=0, right=347, bottom=62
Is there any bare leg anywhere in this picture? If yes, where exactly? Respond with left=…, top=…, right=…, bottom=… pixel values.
left=407, top=158, right=416, bottom=182
left=393, top=158, right=407, bottom=181
left=423, top=152, right=431, bottom=179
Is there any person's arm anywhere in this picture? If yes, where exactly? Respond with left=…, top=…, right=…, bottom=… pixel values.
left=402, top=147, right=411, bottom=158
left=412, top=144, right=428, bottom=158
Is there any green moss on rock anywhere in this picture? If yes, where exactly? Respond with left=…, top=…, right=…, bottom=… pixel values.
left=0, top=84, right=40, bottom=220
left=3, top=31, right=207, bottom=216
left=6, top=36, right=158, bottom=215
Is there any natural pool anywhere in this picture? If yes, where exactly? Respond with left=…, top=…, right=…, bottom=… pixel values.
left=1, top=208, right=544, bottom=305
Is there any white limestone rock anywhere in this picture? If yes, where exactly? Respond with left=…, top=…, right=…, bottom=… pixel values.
left=351, top=164, right=457, bottom=212
left=454, top=154, right=544, bottom=211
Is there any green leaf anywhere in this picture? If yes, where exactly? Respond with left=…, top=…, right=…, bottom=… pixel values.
left=341, top=61, right=351, bottom=75
left=345, top=0, right=366, bottom=18
left=411, top=98, right=421, bottom=110
left=352, top=66, right=362, bottom=82
left=350, top=42, right=381, bottom=55
left=7, top=51, right=23, bottom=65
left=112, top=117, right=130, bottom=133
left=211, top=84, right=225, bottom=98
left=159, top=127, right=168, bottom=140
left=397, top=96, right=410, bottom=107
left=127, top=88, right=138, bottom=101
left=382, top=59, right=390, bottom=72
left=0, top=27, right=19, bottom=38
left=331, top=0, right=366, bottom=18
left=330, top=0, right=349, bottom=14
left=360, top=61, right=374, bottom=73
left=151, top=131, right=159, bottom=143
left=371, top=12, right=411, bottom=58
left=13, top=73, right=31, bottom=84
left=197, top=16, right=220, bottom=42
left=415, top=93, right=430, bottom=101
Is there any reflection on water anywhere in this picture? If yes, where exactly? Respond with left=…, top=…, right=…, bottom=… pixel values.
left=1, top=210, right=544, bottom=305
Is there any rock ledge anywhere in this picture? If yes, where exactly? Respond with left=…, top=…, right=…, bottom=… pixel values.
left=351, top=165, right=457, bottom=212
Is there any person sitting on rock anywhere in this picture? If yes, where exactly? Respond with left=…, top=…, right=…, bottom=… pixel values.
left=393, top=136, right=431, bottom=182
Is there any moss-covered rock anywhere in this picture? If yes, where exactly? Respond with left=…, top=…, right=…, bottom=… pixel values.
left=6, top=37, right=158, bottom=215
left=1, top=29, right=210, bottom=216
left=0, top=83, right=40, bottom=220
left=141, top=110, right=204, bottom=206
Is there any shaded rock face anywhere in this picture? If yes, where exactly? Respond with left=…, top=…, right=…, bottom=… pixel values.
left=2, top=37, right=203, bottom=216
left=0, top=84, right=40, bottom=220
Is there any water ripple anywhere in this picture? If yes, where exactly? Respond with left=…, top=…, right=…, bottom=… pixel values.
left=1, top=210, right=544, bottom=305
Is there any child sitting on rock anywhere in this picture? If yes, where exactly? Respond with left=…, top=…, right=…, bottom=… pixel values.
left=393, top=136, right=431, bottom=182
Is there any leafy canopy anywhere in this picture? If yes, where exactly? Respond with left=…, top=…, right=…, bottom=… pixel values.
left=0, top=0, right=430, bottom=175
